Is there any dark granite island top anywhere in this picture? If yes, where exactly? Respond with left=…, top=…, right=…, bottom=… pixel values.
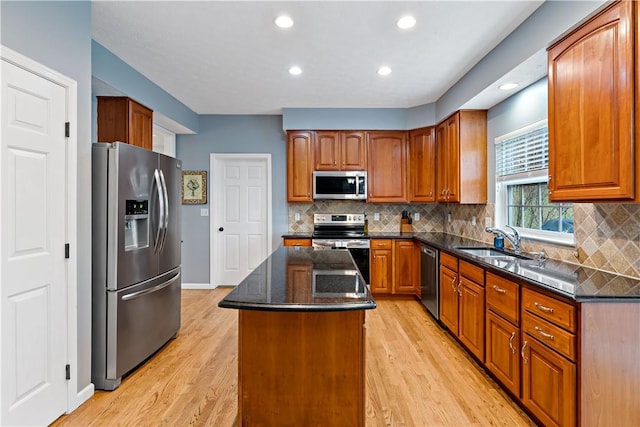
left=218, top=246, right=376, bottom=311
left=218, top=246, right=374, bottom=426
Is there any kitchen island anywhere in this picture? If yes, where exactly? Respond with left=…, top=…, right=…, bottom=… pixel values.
left=219, top=247, right=375, bottom=426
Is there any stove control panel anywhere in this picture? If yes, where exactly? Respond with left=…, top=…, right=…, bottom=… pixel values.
left=314, top=213, right=365, bottom=225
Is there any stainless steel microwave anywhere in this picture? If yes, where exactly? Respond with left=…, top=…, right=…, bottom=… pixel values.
left=313, top=171, right=367, bottom=200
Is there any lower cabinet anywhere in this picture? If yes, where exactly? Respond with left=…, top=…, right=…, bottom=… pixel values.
left=370, top=239, right=419, bottom=295
left=439, top=253, right=485, bottom=361
left=485, top=311, right=520, bottom=396
left=282, top=238, right=312, bottom=247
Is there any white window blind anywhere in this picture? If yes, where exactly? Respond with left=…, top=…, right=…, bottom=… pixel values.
left=496, top=121, right=548, bottom=177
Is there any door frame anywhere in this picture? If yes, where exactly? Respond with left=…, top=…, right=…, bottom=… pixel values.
left=0, top=46, right=81, bottom=414
left=209, top=153, right=272, bottom=288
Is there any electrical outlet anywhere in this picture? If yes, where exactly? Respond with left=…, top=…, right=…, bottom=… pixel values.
left=294, top=212, right=300, bottom=221
left=447, top=212, right=452, bottom=223
left=471, top=215, right=476, bottom=226
left=200, top=208, right=209, bottom=217
left=414, top=212, right=420, bottom=221
left=373, top=213, right=380, bottom=221
left=485, top=217, right=492, bottom=228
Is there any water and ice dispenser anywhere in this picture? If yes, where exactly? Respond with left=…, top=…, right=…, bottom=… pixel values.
left=124, top=199, right=149, bottom=250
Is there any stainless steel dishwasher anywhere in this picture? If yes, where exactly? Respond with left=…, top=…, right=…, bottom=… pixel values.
left=420, top=244, right=439, bottom=319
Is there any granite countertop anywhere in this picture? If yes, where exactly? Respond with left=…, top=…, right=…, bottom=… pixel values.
left=218, top=246, right=376, bottom=312
left=282, top=232, right=640, bottom=301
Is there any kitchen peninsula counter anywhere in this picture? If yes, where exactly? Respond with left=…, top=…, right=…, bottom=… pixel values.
left=219, top=247, right=375, bottom=426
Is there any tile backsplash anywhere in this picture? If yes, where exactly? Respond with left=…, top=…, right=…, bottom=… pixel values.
left=289, top=201, right=640, bottom=280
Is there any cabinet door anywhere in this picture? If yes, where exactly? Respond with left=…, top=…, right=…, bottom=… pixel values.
left=548, top=1, right=634, bottom=201
left=366, top=131, right=407, bottom=202
left=439, top=265, right=459, bottom=333
left=436, top=115, right=459, bottom=202
left=370, top=248, right=393, bottom=294
left=485, top=311, right=520, bottom=396
left=128, top=99, right=153, bottom=150
left=521, top=336, right=576, bottom=427
left=287, top=131, right=314, bottom=202
left=458, top=278, right=485, bottom=361
left=393, top=240, right=418, bottom=294
left=314, top=131, right=340, bottom=171
left=341, top=131, right=366, bottom=170
left=409, top=127, right=436, bottom=202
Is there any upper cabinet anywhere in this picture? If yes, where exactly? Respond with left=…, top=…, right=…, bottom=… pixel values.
left=436, top=110, right=487, bottom=204
left=287, top=131, right=314, bottom=202
left=409, top=127, right=436, bottom=202
left=366, top=131, right=408, bottom=203
left=547, top=1, right=635, bottom=201
left=315, top=131, right=366, bottom=171
left=97, top=96, right=153, bottom=150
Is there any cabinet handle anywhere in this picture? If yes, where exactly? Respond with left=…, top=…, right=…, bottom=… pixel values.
left=521, top=341, right=528, bottom=364
left=457, top=281, right=462, bottom=296
left=450, top=275, right=457, bottom=292
left=492, top=285, right=507, bottom=294
left=534, top=302, right=554, bottom=313
left=429, top=191, right=433, bottom=196
left=534, top=326, right=555, bottom=341
left=508, top=332, right=516, bottom=354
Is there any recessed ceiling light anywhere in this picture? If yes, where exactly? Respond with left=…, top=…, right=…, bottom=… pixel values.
left=499, top=82, right=519, bottom=90
left=275, top=15, right=294, bottom=29
left=377, top=66, right=392, bottom=76
left=397, top=16, right=416, bottom=29
left=289, top=66, right=302, bottom=76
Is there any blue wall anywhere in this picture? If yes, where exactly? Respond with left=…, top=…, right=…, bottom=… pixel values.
left=1, top=0, right=93, bottom=398
left=176, top=115, right=287, bottom=284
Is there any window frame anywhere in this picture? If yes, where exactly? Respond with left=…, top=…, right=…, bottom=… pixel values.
left=494, top=120, right=575, bottom=246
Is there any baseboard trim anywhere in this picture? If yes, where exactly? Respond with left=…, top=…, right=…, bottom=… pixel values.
left=182, top=283, right=217, bottom=290
left=68, top=383, right=94, bottom=413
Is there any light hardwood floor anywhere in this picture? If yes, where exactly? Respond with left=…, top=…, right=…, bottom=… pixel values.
left=52, top=289, right=534, bottom=427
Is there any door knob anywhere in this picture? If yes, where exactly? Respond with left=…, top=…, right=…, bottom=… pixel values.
left=218, top=227, right=224, bottom=232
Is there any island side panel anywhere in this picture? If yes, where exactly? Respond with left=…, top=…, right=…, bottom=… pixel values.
left=580, top=302, right=640, bottom=426
left=238, top=309, right=365, bottom=426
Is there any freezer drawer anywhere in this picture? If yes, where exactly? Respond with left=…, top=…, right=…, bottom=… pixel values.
left=93, top=267, right=181, bottom=390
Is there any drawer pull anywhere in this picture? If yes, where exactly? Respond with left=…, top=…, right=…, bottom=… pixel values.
left=450, top=275, right=458, bottom=292
left=534, top=326, right=555, bottom=341
left=534, top=302, right=555, bottom=313
left=508, top=332, right=516, bottom=354
left=521, top=341, right=528, bottom=364
left=492, top=285, right=507, bottom=294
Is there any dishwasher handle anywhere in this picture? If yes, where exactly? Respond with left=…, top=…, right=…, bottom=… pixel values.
left=421, top=246, right=436, bottom=257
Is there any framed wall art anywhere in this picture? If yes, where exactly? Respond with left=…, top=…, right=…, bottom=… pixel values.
left=181, top=170, right=207, bottom=204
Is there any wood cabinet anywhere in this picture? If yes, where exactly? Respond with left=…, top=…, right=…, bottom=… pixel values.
left=408, top=127, right=436, bottom=202
left=97, top=96, right=153, bottom=150
left=393, top=240, right=419, bottom=294
left=547, top=1, right=635, bottom=201
left=457, top=262, right=485, bottom=361
left=315, top=131, right=366, bottom=171
left=438, top=253, right=459, bottom=333
left=283, top=238, right=312, bottom=247
left=366, top=131, right=408, bottom=202
left=485, top=310, right=521, bottom=396
left=287, top=131, right=314, bottom=202
left=435, top=110, right=487, bottom=204
left=369, top=239, right=393, bottom=294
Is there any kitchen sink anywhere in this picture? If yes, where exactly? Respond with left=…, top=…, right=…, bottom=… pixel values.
left=455, top=247, right=531, bottom=261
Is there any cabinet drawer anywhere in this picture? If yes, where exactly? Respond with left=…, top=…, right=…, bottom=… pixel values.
left=370, top=239, right=392, bottom=249
left=522, top=311, right=576, bottom=361
left=486, top=272, right=519, bottom=325
left=283, top=238, right=312, bottom=247
left=440, top=252, right=458, bottom=271
left=459, top=260, right=484, bottom=285
left=522, top=287, right=576, bottom=332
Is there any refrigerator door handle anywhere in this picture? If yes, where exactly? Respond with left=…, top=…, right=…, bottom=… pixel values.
left=153, top=169, right=165, bottom=254
left=158, top=169, right=170, bottom=253
left=121, top=272, right=181, bottom=301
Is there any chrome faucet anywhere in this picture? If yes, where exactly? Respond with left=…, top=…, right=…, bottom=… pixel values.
left=486, top=225, right=521, bottom=253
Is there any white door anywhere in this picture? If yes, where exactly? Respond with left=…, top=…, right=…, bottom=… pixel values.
left=211, top=154, right=271, bottom=287
left=1, top=59, right=68, bottom=425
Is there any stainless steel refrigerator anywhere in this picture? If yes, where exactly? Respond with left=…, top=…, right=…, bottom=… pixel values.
left=92, top=142, right=182, bottom=390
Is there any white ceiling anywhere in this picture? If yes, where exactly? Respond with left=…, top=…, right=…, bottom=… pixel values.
left=92, top=1, right=546, bottom=115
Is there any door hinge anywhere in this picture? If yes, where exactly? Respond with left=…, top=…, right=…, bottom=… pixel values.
left=65, top=243, right=70, bottom=259
left=65, top=122, right=70, bottom=138
left=65, top=364, right=71, bottom=380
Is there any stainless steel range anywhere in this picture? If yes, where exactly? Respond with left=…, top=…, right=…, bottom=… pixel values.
left=312, top=214, right=370, bottom=284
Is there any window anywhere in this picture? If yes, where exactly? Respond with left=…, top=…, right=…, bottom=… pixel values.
left=495, top=120, right=574, bottom=245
